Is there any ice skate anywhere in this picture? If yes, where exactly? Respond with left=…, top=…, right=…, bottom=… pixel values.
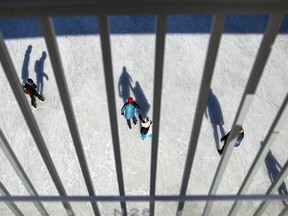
left=38, top=94, right=45, bottom=101
left=133, top=117, right=137, bottom=125
left=217, top=149, right=223, bottom=155
left=32, top=101, right=37, bottom=108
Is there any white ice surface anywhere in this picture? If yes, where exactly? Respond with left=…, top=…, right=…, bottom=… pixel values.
left=0, top=29, right=287, bottom=215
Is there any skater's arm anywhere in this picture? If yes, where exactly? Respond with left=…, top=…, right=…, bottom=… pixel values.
left=121, top=103, right=129, bottom=114
left=134, top=107, right=140, bottom=116
left=121, top=105, right=125, bottom=114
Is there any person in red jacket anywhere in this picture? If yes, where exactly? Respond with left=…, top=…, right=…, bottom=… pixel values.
left=22, top=78, right=44, bottom=108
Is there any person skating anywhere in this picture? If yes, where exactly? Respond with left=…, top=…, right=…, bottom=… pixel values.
left=121, top=97, right=142, bottom=129
left=140, top=118, right=153, bottom=140
left=22, top=78, right=45, bottom=108
left=217, top=127, right=244, bottom=155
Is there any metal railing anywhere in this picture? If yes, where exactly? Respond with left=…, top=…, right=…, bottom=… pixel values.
left=0, top=1, right=287, bottom=216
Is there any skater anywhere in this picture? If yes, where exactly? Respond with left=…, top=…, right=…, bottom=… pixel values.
left=121, top=97, right=142, bottom=129
left=22, top=78, right=44, bottom=108
left=140, top=118, right=153, bottom=140
left=217, top=127, right=244, bottom=155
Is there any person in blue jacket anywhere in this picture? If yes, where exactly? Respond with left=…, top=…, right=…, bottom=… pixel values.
left=121, top=97, right=142, bottom=129
left=217, top=127, right=244, bottom=155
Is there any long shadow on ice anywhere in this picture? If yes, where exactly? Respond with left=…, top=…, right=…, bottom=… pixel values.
left=131, top=81, right=150, bottom=119
left=264, top=144, right=288, bottom=206
left=34, top=51, right=49, bottom=95
left=118, top=66, right=133, bottom=104
left=21, top=45, right=32, bottom=83
left=205, top=88, right=225, bottom=150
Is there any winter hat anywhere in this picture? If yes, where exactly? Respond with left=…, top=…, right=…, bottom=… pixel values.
left=26, top=78, right=34, bottom=85
left=128, top=97, right=133, bottom=103
left=141, top=118, right=152, bottom=128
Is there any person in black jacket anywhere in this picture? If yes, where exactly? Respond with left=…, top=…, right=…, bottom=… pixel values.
left=22, top=78, right=44, bottom=108
left=217, top=127, right=244, bottom=155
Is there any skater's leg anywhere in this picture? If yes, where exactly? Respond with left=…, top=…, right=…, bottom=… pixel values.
left=34, top=91, right=44, bottom=101
left=30, top=95, right=37, bottom=108
left=127, top=119, right=131, bottom=129
left=133, top=116, right=137, bottom=125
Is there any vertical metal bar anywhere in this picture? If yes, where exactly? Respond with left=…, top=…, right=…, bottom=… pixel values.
left=98, top=15, right=127, bottom=216
left=149, top=14, right=166, bottom=216
left=39, top=17, right=100, bottom=216
left=0, top=129, right=49, bottom=216
left=0, top=181, right=24, bottom=216
left=202, top=13, right=285, bottom=216
left=254, top=161, right=288, bottom=216
left=229, top=94, right=288, bottom=216
left=0, top=31, right=74, bottom=216
left=279, top=205, right=288, bottom=216
left=176, top=14, right=226, bottom=216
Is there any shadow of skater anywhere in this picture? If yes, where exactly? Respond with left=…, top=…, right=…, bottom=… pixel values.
left=118, top=66, right=133, bottom=103
left=34, top=51, right=49, bottom=95
left=264, top=145, right=288, bottom=206
left=132, top=81, right=151, bottom=119
left=205, top=88, right=225, bottom=149
left=21, top=45, right=32, bottom=83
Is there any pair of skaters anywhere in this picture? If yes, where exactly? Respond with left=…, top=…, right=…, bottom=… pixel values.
left=121, top=97, right=152, bottom=140
left=121, top=97, right=245, bottom=146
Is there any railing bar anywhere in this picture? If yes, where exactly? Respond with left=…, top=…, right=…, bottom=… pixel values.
left=0, top=194, right=287, bottom=202
left=149, top=13, right=167, bottom=216
left=229, top=94, right=288, bottom=216
left=0, top=129, right=49, bottom=216
left=0, top=181, right=24, bottom=216
left=0, top=31, right=74, bottom=216
left=98, top=14, right=127, bottom=216
left=202, top=13, right=285, bottom=216
left=176, top=13, right=226, bottom=216
left=279, top=205, right=288, bottom=216
left=254, top=160, right=288, bottom=216
left=39, top=17, right=100, bottom=216
left=0, top=1, right=288, bottom=17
